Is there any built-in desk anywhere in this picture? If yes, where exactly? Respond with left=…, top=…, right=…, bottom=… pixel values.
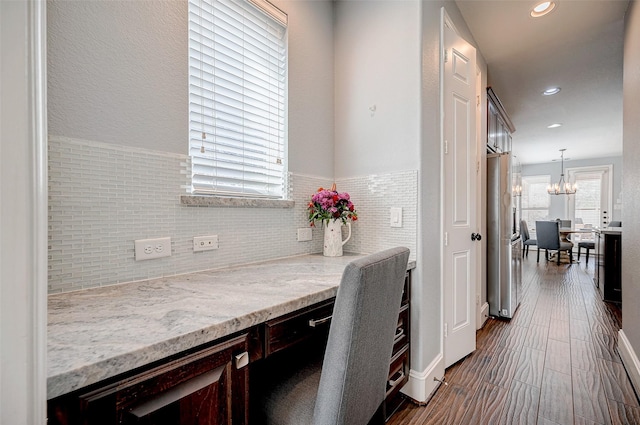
left=595, top=228, right=622, bottom=303
left=47, top=253, right=414, bottom=424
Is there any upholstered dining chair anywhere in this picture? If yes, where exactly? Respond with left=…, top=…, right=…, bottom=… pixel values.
left=536, top=221, right=573, bottom=265
left=258, top=247, right=410, bottom=425
left=520, top=220, right=537, bottom=258
left=578, top=240, right=595, bottom=264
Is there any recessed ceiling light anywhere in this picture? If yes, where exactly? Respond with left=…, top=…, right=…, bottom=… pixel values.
left=548, top=123, right=562, bottom=128
left=531, top=1, right=556, bottom=17
left=543, top=87, right=561, bottom=96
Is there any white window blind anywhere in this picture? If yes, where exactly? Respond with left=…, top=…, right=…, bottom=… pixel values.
left=573, top=173, right=602, bottom=227
left=188, top=0, right=287, bottom=198
left=521, top=175, right=551, bottom=236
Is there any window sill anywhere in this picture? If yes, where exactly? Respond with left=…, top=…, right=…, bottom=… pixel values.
left=180, top=195, right=295, bottom=209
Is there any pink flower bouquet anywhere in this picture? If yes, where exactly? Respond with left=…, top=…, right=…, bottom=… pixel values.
left=307, top=185, right=358, bottom=226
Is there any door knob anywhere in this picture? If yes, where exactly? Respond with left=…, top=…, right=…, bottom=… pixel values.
left=471, top=233, right=482, bottom=241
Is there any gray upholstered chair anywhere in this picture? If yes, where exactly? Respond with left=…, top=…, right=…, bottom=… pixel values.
left=578, top=240, right=595, bottom=263
left=609, top=221, right=622, bottom=227
left=536, top=220, right=573, bottom=265
left=556, top=219, right=572, bottom=229
left=258, top=247, right=410, bottom=425
left=520, top=220, right=537, bottom=257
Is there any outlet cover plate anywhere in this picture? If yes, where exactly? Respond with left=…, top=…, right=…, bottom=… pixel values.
left=194, top=235, right=219, bottom=252
left=135, top=237, right=171, bottom=261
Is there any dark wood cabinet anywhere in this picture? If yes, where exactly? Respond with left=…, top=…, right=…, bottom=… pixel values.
left=595, top=230, right=622, bottom=303
left=48, top=334, right=250, bottom=425
left=384, top=271, right=411, bottom=421
left=48, top=271, right=412, bottom=424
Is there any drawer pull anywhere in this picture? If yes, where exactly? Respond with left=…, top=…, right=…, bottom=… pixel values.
left=393, top=328, right=405, bottom=344
left=308, top=315, right=332, bottom=328
left=388, top=371, right=405, bottom=388
left=235, top=351, right=249, bottom=369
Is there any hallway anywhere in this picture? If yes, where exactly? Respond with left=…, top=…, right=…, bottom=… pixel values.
left=389, top=256, right=640, bottom=424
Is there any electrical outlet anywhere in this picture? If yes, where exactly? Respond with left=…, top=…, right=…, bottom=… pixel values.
left=194, top=235, right=219, bottom=252
left=135, top=237, right=171, bottom=261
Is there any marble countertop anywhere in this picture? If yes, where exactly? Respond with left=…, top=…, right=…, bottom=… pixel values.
left=48, top=253, right=415, bottom=400
left=596, top=227, right=623, bottom=234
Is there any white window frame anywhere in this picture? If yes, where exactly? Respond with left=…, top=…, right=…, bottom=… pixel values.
left=188, top=0, right=288, bottom=199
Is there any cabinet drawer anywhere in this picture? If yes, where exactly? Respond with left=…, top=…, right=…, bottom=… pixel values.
left=65, top=333, right=250, bottom=425
left=264, top=300, right=334, bottom=357
left=391, top=306, right=409, bottom=357
left=385, top=345, right=409, bottom=421
left=386, top=345, right=409, bottom=398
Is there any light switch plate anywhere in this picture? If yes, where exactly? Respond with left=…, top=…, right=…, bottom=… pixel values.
left=390, top=207, right=403, bottom=228
left=297, top=228, right=313, bottom=242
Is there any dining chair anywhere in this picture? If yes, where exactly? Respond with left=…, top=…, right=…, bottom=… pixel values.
left=536, top=221, right=573, bottom=265
left=258, top=247, right=410, bottom=425
left=520, top=220, right=537, bottom=258
left=578, top=240, right=595, bottom=264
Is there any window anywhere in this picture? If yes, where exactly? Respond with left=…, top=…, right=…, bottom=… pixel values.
left=521, top=175, right=550, bottom=236
left=188, top=0, right=287, bottom=198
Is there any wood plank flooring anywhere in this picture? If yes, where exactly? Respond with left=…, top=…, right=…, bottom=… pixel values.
left=388, top=256, right=640, bottom=425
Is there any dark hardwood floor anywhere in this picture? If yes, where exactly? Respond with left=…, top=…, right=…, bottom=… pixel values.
left=388, top=254, right=640, bottom=425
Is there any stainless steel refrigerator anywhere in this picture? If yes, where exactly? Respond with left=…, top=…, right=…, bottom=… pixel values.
left=487, top=152, right=522, bottom=319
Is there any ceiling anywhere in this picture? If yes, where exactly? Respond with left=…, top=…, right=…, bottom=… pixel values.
left=455, top=0, right=629, bottom=165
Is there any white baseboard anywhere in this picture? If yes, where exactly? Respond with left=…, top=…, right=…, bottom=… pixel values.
left=478, top=302, right=489, bottom=329
left=400, top=353, right=445, bottom=403
left=618, top=329, right=640, bottom=396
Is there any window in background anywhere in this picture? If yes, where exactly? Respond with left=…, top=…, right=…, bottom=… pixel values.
left=521, top=175, right=551, bottom=237
left=188, top=0, right=288, bottom=198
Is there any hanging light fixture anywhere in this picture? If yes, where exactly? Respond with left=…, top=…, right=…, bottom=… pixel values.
left=547, top=148, right=577, bottom=195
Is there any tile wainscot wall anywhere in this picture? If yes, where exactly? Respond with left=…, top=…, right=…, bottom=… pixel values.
left=48, top=136, right=418, bottom=293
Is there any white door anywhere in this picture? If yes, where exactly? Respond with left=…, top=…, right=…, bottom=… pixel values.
left=442, top=12, right=478, bottom=368
left=566, top=166, right=613, bottom=228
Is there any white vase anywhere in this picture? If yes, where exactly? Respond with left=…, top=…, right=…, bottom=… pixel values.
left=323, top=219, right=352, bottom=257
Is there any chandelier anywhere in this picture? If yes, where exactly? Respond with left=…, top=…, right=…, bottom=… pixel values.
left=547, top=148, right=577, bottom=195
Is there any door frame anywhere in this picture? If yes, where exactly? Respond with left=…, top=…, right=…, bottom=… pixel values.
left=0, top=1, right=48, bottom=422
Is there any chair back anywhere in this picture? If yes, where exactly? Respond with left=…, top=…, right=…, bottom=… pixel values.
left=536, top=221, right=561, bottom=250
left=609, top=221, right=622, bottom=227
left=313, top=247, right=410, bottom=425
left=557, top=219, right=572, bottom=228
left=520, top=220, right=531, bottom=242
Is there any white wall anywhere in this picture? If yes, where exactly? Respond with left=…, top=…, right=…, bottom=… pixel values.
left=46, top=0, right=344, bottom=292
left=334, top=0, right=421, bottom=178
left=521, top=156, right=623, bottom=222
left=1, top=1, right=48, bottom=423
left=621, top=0, right=640, bottom=395
left=47, top=0, right=335, bottom=178
left=334, top=0, right=486, bottom=401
